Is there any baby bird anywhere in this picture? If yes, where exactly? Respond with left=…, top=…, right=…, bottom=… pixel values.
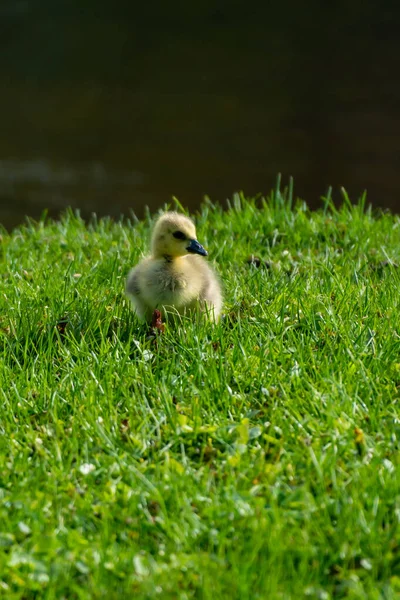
left=126, top=212, right=222, bottom=322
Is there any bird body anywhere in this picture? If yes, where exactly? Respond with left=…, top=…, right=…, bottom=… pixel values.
left=126, top=212, right=222, bottom=321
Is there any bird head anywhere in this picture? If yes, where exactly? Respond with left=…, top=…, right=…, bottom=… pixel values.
left=151, top=212, right=208, bottom=259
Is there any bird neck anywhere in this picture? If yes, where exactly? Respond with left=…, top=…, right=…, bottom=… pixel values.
left=156, top=254, right=186, bottom=266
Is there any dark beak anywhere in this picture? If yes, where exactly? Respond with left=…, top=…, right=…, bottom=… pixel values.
left=186, top=239, right=208, bottom=256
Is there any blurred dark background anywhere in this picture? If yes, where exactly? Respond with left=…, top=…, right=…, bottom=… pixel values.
left=1, top=1, right=400, bottom=229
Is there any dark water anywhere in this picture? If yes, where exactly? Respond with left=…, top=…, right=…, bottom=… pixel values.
left=1, top=1, right=400, bottom=230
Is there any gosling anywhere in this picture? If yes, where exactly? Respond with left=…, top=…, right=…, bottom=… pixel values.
left=126, top=212, right=222, bottom=322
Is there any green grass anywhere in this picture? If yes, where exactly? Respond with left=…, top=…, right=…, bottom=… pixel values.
left=1, top=187, right=400, bottom=599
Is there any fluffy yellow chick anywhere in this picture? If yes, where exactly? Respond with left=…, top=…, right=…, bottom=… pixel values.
left=126, top=212, right=222, bottom=322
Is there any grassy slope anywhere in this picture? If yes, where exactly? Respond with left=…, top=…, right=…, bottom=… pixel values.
left=0, top=191, right=400, bottom=599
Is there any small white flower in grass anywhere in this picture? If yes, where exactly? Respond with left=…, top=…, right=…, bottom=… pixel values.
left=142, top=349, right=153, bottom=361
left=383, top=458, right=395, bottom=473
left=79, top=463, right=95, bottom=475
left=360, top=558, right=372, bottom=571
left=18, top=522, right=31, bottom=534
left=133, top=554, right=149, bottom=577
left=133, top=340, right=153, bottom=362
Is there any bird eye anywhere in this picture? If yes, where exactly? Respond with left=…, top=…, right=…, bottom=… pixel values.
left=173, top=231, right=186, bottom=240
